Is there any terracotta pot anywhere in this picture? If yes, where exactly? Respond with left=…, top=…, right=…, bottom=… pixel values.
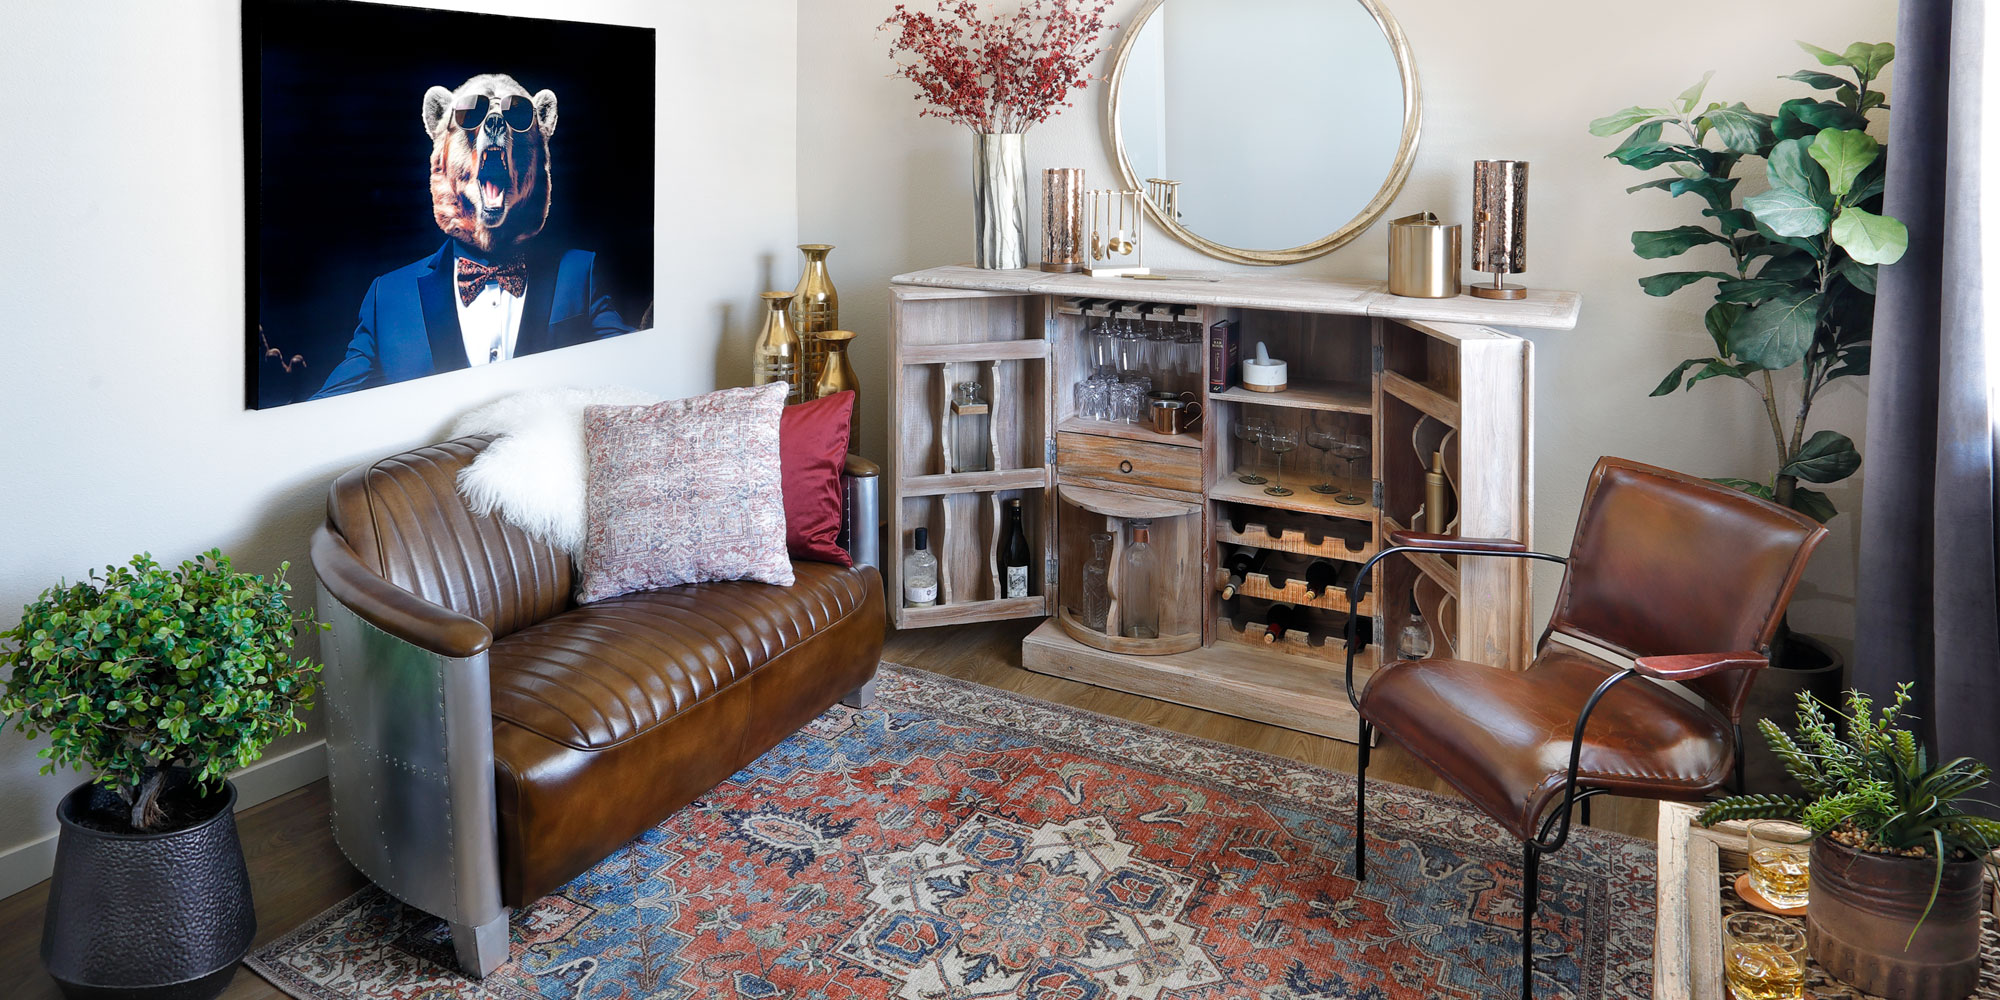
left=1806, top=834, right=1984, bottom=1000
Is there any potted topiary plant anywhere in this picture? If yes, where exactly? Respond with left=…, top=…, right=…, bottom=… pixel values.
left=1700, top=685, right=1999, bottom=1000
left=0, top=551, right=323, bottom=1000
left=1589, top=40, right=1907, bottom=795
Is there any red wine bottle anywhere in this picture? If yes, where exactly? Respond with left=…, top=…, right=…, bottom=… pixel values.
left=1263, top=604, right=1296, bottom=644
left=1303, top=561, right=1342, bottom=601
left=1000, top=498, right=1031, bottom=598
left=1219, top=549, right=1266, bottom=599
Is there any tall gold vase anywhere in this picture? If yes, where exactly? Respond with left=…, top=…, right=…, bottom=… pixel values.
left=752, top=291, right=802, bottom=403
left=790, top=244, right=839, bottom=395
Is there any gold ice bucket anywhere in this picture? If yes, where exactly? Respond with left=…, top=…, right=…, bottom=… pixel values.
left=1388, top=213, right=1462, bottom=299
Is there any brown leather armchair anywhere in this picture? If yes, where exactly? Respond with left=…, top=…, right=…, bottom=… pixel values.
left=309, top=436, right=885, bottom=976
left=1343, top=457, right=1827, bottom=1000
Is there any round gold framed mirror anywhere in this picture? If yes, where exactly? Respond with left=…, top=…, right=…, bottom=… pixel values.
left=1106, top=0, right=1422, bottom=265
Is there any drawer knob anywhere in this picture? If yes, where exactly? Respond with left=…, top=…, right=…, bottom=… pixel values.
left=1119, top=460, right=1134, bottom=474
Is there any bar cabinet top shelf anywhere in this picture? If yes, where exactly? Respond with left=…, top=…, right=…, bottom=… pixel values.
left=891, top=266, right=1582, bottom=331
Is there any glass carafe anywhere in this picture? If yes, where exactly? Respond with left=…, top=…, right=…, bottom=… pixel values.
left=1081, top=532, right=1113, bottom=633
left=951, top=381, right=990, bottom=473
left=1119, top=520, right=1160, bottom=639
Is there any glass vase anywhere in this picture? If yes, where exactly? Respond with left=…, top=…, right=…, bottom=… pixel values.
left=973, top=133, right=1027, bottom=269
left=790, top=244, right=839, bottom=393
left=1119, top=520, right=1160, bottom=640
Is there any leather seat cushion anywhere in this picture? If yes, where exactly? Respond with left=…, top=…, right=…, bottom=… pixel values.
left=1359, top=644, right=1734, bottom=840
left=488, top=560, right=873, bottom=750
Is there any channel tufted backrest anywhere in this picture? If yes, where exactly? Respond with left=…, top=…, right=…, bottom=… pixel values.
left=325, top=435, right=573, bottom=641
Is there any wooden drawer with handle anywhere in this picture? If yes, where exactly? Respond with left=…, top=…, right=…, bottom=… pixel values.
left=1057, top=431, right=1202, bottom=494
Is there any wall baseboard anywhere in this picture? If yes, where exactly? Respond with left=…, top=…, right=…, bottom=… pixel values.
left=0, top=740, right=328, bottom=902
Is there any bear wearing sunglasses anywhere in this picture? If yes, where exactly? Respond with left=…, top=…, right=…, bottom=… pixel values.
left=309, top=74, right=634, bottom=400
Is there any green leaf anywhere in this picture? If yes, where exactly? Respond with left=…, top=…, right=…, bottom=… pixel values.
left=1842, top=41, right=1895, bottom=81
left=1590, top=106, right=1672, bottom=137
left=1716, top=278, right=1800, bottom=305
left=1745, top=187, right=1832, bottom=238
left=1707, top=208, right=1758, bottom=236
left=1829, top=344, right=1871, bottom=379
left=1688, top=360, right=1751, bottom=387
left=1784, top=430, right=1862, bottom=483
left=1700, top=103, right=1776, bottom=155
left=1625, top=177, right=1678, bottom=195
left=1713, top=477, right=1777, bottom=501
left=1783, top=69, right=1852, bottom=91
left=1838, top=257, right=1878, bottom=294
left=1652, top=358, right=1705, bottom=397
left=1757, top=252, right=1818, bottom=282
left=1639, top=271, right=1733, bottom=296
left=1774, top=98, right=1870, bottom=139
left=1788, top=487, right=1838, bottom=523
left=1676, top=72, right=1716, bottom=114
left=1669, top=175, right=1741, bottom=212
left=1705, top=303, right=1745, bottom=355
left=1798, top=41, right=1852, bottom=68
left=1830, top=206, right=1910, bottom=265
left=1729, top=288, right=1821, bottom=368
left=1810, top=129, right=1881, bottom=199
left=1766, top=138, right=1833, bottom=209
left=1849, top=155, right=1889, bottom=204
left=1631, top=225, right=1728, bottom=259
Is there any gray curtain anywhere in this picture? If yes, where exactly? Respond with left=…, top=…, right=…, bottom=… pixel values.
left=1853, top=0, right=1997, bottom=776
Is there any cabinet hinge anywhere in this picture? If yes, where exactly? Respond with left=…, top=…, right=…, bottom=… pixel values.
left=1045, top=438, right=1058, bottom=465
left=1371, top=343, right=1384, bottom=374
left=1046, top=557, right=1060, bottom=583
left=1372, top=480, right=1384, bottom=508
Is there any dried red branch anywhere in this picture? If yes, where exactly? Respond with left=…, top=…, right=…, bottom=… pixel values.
left=880, top=0, right=1114, bottom=134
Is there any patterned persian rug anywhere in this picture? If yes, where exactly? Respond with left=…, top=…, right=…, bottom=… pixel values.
left=248, top=663, right=1655, bottom=1000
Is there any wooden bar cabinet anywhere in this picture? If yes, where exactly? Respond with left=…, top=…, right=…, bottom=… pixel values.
left=886, top=266, right=1580, bottom=742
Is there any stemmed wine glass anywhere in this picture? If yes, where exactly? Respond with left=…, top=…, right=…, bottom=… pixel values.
left=1331, top=416, right=1371, bottom=506
left=1263, top=427, right=1299, bottom=497
left=1235, top=416, right=1271, bottom=484
left=1306, top=413, right=1340, bottom=495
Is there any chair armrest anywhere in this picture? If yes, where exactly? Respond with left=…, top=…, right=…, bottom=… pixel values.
left=310, top=524, right=494, bottom=658
left=1386, top=529, right=1528, bottom=554
left=1631, top=650, right=1767, bottom=681
left=844, top=454, right=881, bottom=479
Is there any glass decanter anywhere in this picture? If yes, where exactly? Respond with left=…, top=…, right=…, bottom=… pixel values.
left=1119, top=520, right=1160, bottom=640
left=1081, top=531, right=1113, bottom=633
left=950, top=381, right=990, bottom=473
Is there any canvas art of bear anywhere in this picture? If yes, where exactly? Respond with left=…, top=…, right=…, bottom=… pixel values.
left=311, top=74, right=634, bottom=400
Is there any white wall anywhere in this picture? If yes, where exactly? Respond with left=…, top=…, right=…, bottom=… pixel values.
left=0, top=0, right=797, bottom=896
left=799, top=0, right=1890, bottom=656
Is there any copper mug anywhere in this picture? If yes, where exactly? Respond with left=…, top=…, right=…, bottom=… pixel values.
left=1149, top=397, right=1202, bottom=435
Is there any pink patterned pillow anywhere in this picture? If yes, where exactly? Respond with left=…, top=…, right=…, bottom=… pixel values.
left=576, top=383, right=794, bottom=602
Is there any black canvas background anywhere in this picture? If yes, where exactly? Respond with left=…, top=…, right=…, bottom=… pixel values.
left=247, top=0, right=655, bottom=408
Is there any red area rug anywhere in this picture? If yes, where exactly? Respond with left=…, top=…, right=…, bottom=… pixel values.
left=249, top=663, right=1655, bottom=999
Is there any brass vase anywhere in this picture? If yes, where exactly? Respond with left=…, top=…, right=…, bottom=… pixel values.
left=752, top=291, right=802, bottom=403
left=790, top=244, right=839, bottom=394
left=813, top=329, right=860, bottom=433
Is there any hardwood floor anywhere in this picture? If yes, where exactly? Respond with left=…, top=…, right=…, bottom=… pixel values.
left=0, top=620, right=1655, bottom=998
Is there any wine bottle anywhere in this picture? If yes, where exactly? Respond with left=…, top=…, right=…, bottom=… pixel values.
left=1000, top=498, right=1031, bottom=599
left=903, top=527, right=938, bottom=608
left=1263, top=603, right=1296, bottom=645
left=1219, top=548, right=1266, bottom=599
left=1303, top=561, right=1342, bottom=601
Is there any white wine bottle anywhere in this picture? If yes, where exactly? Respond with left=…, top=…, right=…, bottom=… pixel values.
left=904, top=527, right=938, bottom=608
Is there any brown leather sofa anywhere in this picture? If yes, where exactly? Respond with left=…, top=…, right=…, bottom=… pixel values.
left=309, top=435, right=884, bottom=976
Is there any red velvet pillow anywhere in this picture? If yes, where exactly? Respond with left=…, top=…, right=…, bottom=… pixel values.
left=779, top=391, right=854, bottom=566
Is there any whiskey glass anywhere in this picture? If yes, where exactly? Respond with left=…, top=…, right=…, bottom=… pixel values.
left=1746, top=820, right=1812, bottom=909
left=1723, top=911, right=1807, bottom=1000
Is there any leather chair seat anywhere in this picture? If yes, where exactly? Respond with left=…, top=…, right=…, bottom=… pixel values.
left=488, top=562, right=874, bottom=750
left=1359, top=643, right=1734, bottom=840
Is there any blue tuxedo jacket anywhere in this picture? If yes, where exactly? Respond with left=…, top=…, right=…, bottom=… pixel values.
left=309, top=240, right=635, bottom=400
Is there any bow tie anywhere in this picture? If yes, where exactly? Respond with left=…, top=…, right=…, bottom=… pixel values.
left=455, top=258, right=528, bottom=306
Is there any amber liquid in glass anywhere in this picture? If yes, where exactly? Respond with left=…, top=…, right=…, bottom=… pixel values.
left=1748, top=847, right=1811, bottom=908
left=1725, top=941, right=1806, bottom=1000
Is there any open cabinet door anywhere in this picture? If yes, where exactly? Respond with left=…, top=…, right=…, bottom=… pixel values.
left=885, top=286, right=1057, bottom=628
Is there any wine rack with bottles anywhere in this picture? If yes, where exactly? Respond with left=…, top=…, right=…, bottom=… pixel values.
left=888, top=266, right=1568, bottom=742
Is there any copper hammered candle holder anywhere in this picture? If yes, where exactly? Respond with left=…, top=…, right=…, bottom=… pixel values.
left=1041, top=168, right=1086, bottom=273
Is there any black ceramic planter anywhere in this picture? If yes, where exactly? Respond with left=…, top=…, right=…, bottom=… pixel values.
left=1741, top=632, right=1845, bottom=796
left=41, top=775, right=255, bottom=1000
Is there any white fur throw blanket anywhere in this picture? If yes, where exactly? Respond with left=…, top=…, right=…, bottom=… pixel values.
left=450, top=386, right=663, bottom=553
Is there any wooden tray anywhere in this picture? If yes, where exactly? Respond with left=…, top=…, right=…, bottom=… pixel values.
left=1654, top=801, right=2000, bottom=999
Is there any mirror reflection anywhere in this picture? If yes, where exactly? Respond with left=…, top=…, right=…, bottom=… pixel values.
left=1114, top=0, right=1412, bottom=258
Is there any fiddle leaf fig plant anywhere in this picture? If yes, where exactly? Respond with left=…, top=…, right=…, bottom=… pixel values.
left=1591, top=41, right=1904, bottom=522
left=0, top=551, right=324, bottom=832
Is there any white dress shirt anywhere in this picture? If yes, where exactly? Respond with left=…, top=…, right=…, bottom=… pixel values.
left=455, top=258, right=525, bottom=366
